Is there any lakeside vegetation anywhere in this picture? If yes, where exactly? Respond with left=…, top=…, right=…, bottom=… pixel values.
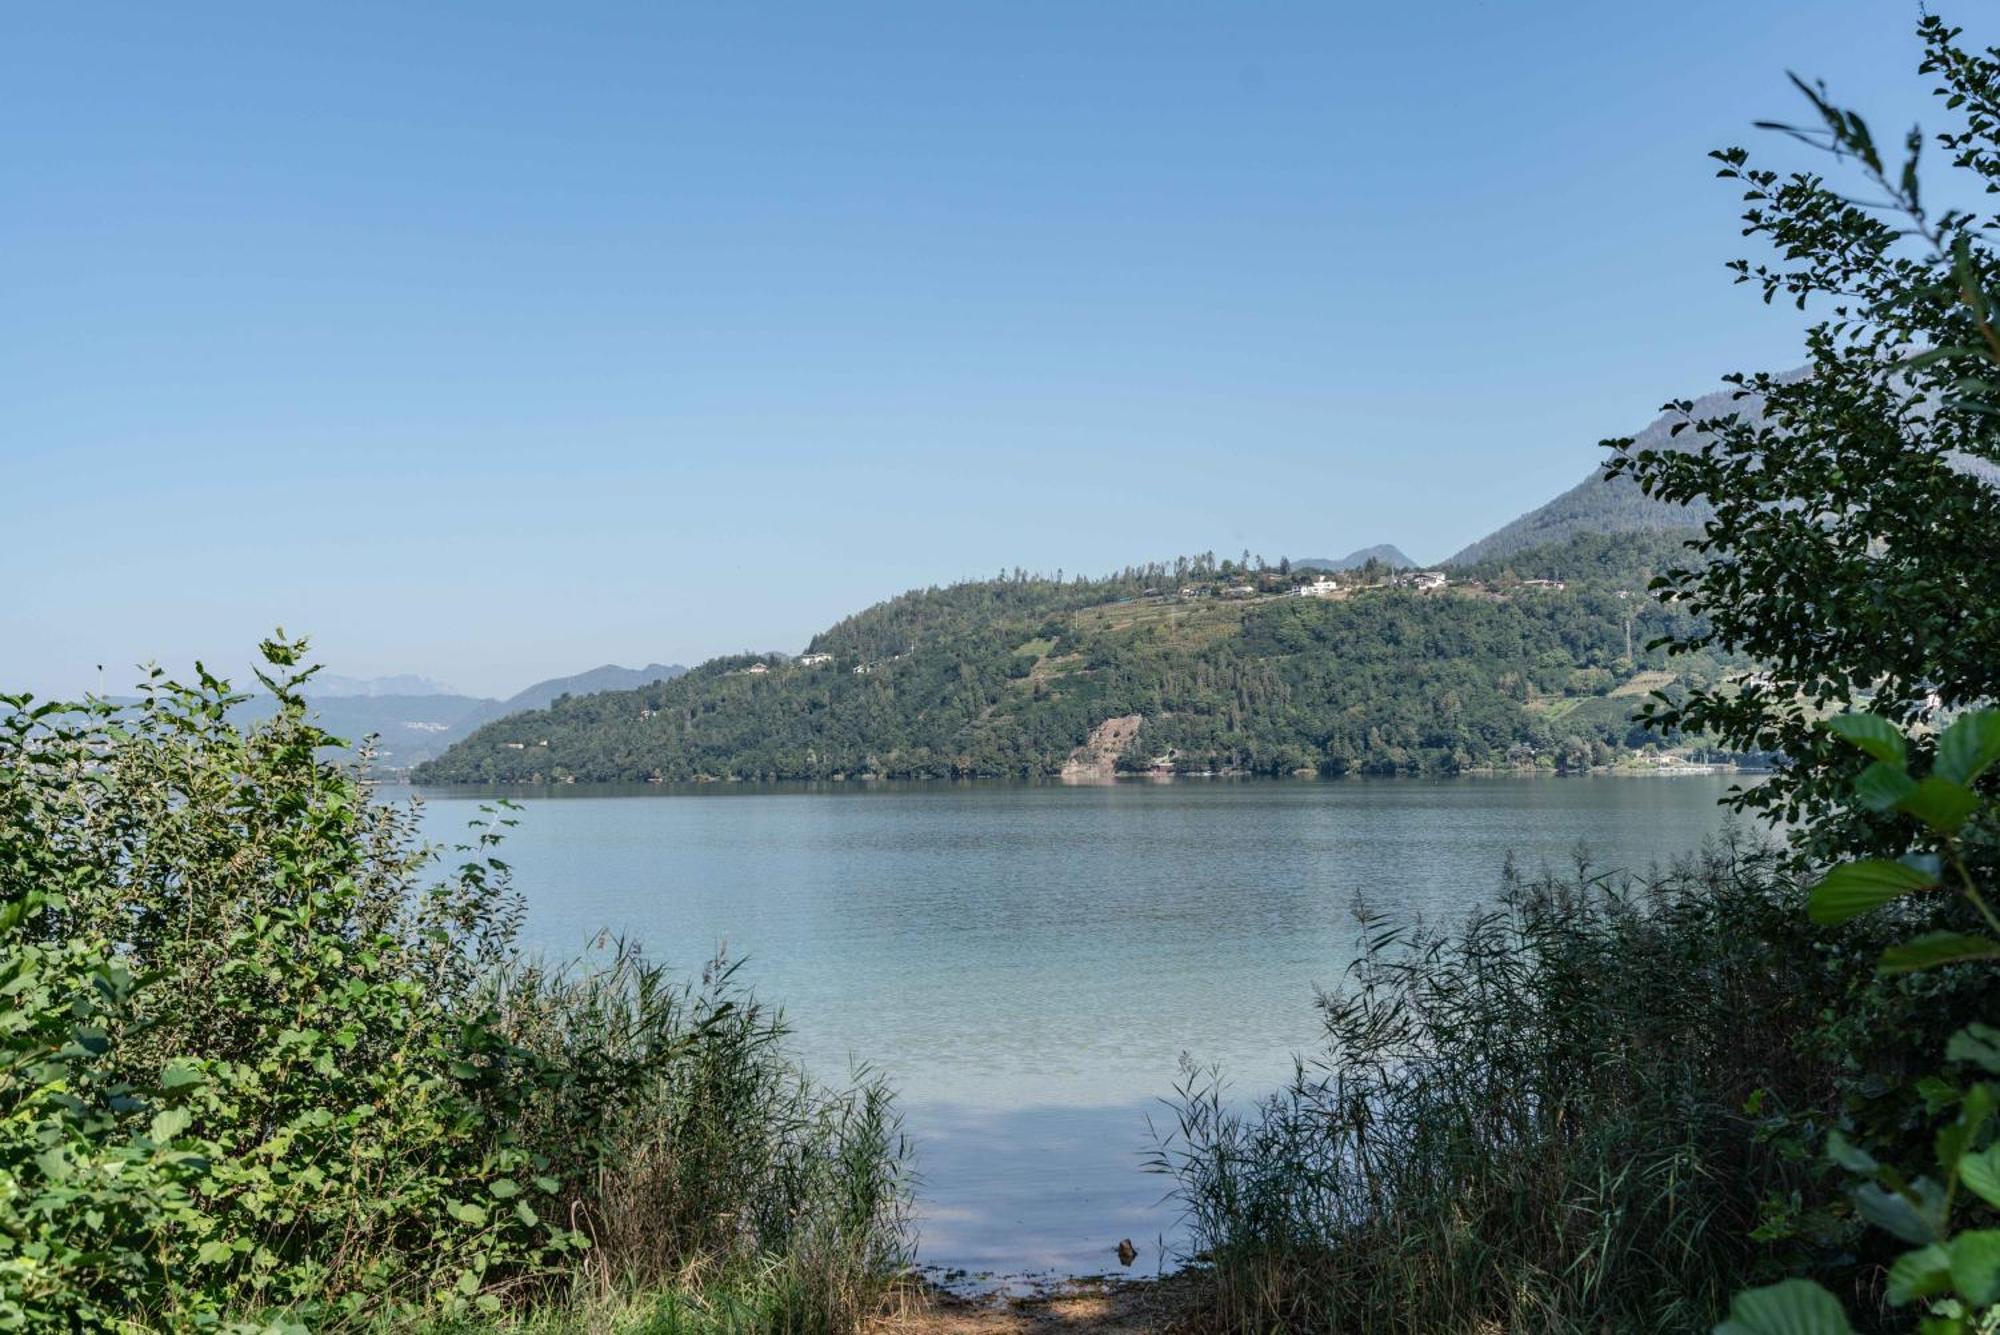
left=1156, top=16, right=2000, bottom=1334
left=0, top=646, right=912, bottom=1331
left=10, top=14, right=2000, bottom=1335
left=416, top=529, right=1750, bottom=785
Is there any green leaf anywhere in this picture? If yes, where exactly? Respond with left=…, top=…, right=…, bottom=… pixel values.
left=1880, top=932, right=2000, bottom=974
left=1827, top=713, right=1907, bottom=766
left=1856, top=1179, right=1947, bottom=1245
left=1713, top=1278, right=1857, bottom=1334
left=1962, top=1145, right=2000, bottom=1209
left=488, top=1178, right=519, bottom=1199
left=1808, top=860, right=1938, bottom=925
left=196, top=1239, right=235, bottom=1266
left=1948, top=1229, right=2000, bottom=1306
left=1916, top=1075, right=1961, bottom=1114
left=1826, top=1129, right=1878, bottom=1175
left=150, top=1106, right=192, bottom=1142
left=1887, top=1244, right=1953, bottom=1305
left=455, top=1268, right=479, bottom=1296
left=1948, top=1023, right=2000, bottom=1074
left=160, top=1060, right=203, bottom=1090
left=445, top=1201, right=488, bottom=1226
left=1855, top=761, right=1919, bottom=812
left=1935, top=709, right=2000, bottom=785
left=1894, top=777, right=1980, bottom=833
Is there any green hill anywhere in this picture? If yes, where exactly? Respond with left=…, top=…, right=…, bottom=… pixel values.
left=415, top=534, right=1734, bottom=784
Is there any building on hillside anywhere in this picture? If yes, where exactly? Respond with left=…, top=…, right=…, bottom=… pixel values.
left=1521, top=578, right=1567, bottom=591
left=746, top=663, right=770, bottom=674
left=798, top=652, right=833, bottom=666
left=1411, top=570, right=1448, bottom=591
left=1292, top=576, right=1340, bottom=598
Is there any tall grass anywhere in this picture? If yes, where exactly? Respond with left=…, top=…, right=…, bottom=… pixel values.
left=493, top=945, right=913, bottom=1332
left=1153, top=837, right=1858, bottom=1334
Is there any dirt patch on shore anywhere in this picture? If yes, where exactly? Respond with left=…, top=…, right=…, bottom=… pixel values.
left=876, top=1276, right=1194, bottom=1333
left=1061, top=714, right=1142, bottom=780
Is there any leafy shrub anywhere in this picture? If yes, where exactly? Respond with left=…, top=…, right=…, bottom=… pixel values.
left=0, top=638, right=911, bottom=1330
left=1714, top=713, right=2000, bottom=1334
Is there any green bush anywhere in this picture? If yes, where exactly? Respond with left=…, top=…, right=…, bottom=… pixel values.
left=0, top=638, right=910, bottom=1331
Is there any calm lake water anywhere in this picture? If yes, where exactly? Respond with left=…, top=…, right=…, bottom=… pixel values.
left=411, top=775, right=1746, bottom=1285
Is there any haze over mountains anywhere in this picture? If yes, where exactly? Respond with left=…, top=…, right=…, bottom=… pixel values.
left=285, top=662, right=687, bottom=770
left=313, top=673, right=460, bottom=698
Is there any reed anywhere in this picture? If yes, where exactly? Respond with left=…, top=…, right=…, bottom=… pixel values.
left=1153, top=837, right=1857, bottom=1333
left=493, top=945, right=915, bottom=1333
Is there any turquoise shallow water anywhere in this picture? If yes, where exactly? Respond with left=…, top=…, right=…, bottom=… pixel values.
left=412, top=775, right=1746, bottom=1282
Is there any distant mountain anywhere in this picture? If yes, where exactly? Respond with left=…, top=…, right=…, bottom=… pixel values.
left=291, top=692, right=495, bottom=769
left=204, top=663, right=692, bottom=772
left=1295, top=544, right=1416, bottom=572
left=313, top=672, right=459, bottom=698
left=1443, top=384, right=1763, bottom=567
left=289, top=663, right=688, bottom=770
left=100, top=662, right=689, bottom=773
left=458, top=663, right=687, bottom=731
left=1445, top=370, right=2000, bottom=568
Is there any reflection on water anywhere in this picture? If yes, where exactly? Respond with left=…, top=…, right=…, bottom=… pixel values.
left=910, top=1101, right=1169, bottom=1288
left=413, top=775, right=1747, bottom=1277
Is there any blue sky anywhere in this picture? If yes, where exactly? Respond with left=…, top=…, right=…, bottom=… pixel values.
left=1, top=2, right=1956, bottom=698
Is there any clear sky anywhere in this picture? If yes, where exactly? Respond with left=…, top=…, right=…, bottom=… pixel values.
left=1, top=2, right=1959, bottom=699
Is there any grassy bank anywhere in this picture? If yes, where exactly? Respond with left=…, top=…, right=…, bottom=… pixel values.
left=0, top=639, right=912, bottom=1332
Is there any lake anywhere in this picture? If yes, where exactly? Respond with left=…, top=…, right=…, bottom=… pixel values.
left=412, top=774, right=1746, bottom=1286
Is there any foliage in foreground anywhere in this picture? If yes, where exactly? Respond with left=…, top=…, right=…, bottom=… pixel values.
left=1156, top=841, right=1878, bottom=1332
left=0, top=639, right=911, bottom=1330
left=1715, top=712, right=2000, bottom=1333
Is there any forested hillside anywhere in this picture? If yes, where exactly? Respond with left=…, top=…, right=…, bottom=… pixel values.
left=1441, top=384, right=1764, bottom=565
left=417, top=533, right=1736, bottom=783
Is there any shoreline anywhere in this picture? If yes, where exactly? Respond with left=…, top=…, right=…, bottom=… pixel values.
left=390, top=765, right=1767, bottom=791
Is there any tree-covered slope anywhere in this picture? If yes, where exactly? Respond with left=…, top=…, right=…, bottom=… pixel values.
left=1442, top=385, right=1769, bottom=566
left=416, top=538, right=1733, bottom=784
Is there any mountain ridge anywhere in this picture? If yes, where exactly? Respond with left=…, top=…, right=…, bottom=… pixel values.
left=458, top=662, right=688, bottom=732
left=1295, top=544, right=1416, bottom=572
left=1440, top=384, right=1757, bottom=567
